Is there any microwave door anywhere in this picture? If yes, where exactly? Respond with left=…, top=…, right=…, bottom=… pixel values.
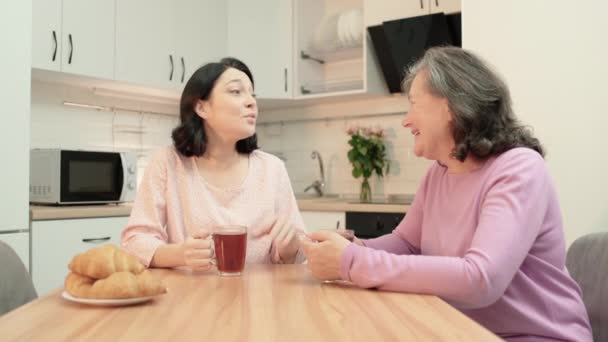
left=60, top=151, right=124, bottom=203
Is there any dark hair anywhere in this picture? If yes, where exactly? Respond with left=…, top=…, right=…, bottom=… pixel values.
left=172, top=57, right=258, bottom=157
left=402, top=47, right=544, bottom=162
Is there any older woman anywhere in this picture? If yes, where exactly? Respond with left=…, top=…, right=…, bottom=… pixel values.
left=122, top=57, right=305, bottom=271
left=300, top=47, right=592, bottom=341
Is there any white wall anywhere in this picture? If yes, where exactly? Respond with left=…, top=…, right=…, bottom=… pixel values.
left=463, top=1, right=608, bottom=245
left=31, top=81, right=179, bottom=183
left=32, top=79, right=429, bottom=200
left=257, top=96, right=431, bottom=197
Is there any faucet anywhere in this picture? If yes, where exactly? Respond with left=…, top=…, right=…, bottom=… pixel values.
left=303, top=150, right=325, bottom=196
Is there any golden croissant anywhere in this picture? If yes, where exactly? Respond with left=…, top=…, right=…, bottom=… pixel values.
left=68, top=244, right=144, bottom=279
left=65, top=271, right=167, bottom=299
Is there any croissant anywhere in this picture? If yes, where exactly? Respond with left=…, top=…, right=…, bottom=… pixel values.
left=68, top=244, right=144, bottom=279
left=65, top=271, right=167, bottom=299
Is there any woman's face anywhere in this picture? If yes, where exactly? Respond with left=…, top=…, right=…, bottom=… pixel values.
left=402, top=71, right=454, bottom=161
left=197, top=67, right=257, bottom=143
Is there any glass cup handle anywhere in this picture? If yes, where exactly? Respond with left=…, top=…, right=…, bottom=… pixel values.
left=209, top=241, right=217, bottom=267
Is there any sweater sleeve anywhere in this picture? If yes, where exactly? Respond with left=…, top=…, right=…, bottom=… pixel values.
left=269, top=161, right=307, bottom=264
left=340, top=151, right=550, bottom=309
left=121, top=149, right=170, bottom=267
left=360, top=170, right=429, bottom=255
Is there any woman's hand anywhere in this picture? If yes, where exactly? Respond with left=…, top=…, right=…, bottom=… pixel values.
left=299, top=230, right=351, bottom=281
left=181, top=230, right=214, bottom=272
left=271, top=223, right=300, bottom=263
left=352, top=236, right=365, bottom=246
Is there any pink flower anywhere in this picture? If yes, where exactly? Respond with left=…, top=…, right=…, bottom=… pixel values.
left=371, top=126, right=384, bottom=137
left=346, top=124, right=360, bottom=136
left=361, top=126, right=372, bottom=137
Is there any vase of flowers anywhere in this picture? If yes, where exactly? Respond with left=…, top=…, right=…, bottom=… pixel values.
left=347, top=125, right=389, bottom=203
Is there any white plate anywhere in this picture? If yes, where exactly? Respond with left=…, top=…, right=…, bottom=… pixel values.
left=61, top=291, right=162, bottom=307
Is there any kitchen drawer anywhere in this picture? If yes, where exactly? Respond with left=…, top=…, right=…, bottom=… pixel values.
left=31, top=216, right=128, bottom=295
left=346, top=211, right=405, bottom=238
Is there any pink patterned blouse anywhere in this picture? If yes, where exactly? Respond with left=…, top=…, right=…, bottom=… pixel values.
left=121, top=146, right=306, bottom=267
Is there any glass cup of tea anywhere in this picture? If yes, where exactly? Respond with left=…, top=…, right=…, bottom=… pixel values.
left=336, top=229, right=355, bottom=242
left=318, top=228, right=355, bottom=242
left=211, top=225, right=247, bottom=276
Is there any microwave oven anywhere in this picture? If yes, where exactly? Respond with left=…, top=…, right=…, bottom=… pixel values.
left=30, top=149, right=137, bottom=205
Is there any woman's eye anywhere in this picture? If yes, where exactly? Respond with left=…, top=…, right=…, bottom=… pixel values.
left=230, top=89, right=241, bottom=95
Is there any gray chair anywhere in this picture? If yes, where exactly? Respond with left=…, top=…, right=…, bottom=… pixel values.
left=0, top=241, right=37, bottom=316
left=566, top=232, right=608, bottom=342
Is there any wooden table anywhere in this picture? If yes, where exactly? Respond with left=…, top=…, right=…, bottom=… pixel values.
left=0, top=265, right=500, bottom=341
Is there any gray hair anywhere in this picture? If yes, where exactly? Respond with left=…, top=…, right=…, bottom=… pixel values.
left=402, top=46, right=544, bottom=161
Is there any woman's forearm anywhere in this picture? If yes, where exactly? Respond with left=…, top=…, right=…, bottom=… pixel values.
left=150, top=243, right=185, bottom=268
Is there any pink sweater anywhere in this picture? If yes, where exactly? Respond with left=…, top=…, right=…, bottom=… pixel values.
left=122, top=147, right=306, bottom=267
left=340, top=148, right=592, bottom=341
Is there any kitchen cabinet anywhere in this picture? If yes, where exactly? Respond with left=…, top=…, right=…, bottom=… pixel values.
left=293, top=0, right=387, bottom=99
left=176, top=0, right=227, bottom=86
left=364, top=0, right=461, bottom=26
left=32, top=0, right=115, bottom=80
left=116, top=0, right=226, bottom=90
left=429, top=0, right=461, bottom=15
left=227, top=0, right=293, bottom=99
left=1, top=0, right=31, bottom=270
left=115, top=0, right=173, bottom=89
left=301, top=211, right=345, bottom=232
left=31, top=216, right=129, bottom=295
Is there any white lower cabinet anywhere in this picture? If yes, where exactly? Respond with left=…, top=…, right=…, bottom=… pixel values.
left=31, top=216, right=129, bottom=296
left=301, top=211, right=345, bottom=232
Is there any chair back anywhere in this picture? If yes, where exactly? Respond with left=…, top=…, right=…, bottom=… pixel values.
left=0, top=241, right=37, bottom=316
left=566, top=232, right=608, bottom=342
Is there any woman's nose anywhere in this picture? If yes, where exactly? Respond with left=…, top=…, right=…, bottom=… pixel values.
left=245, top=94, right=257, bottom=108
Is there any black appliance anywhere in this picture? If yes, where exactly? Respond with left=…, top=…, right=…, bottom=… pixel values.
left=368, top=13, right=458, bottom=93
left=346, top=211, right=405, bottom=239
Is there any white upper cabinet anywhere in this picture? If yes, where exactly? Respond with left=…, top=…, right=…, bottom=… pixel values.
left=116, top=0, right=226, bottom=90
left=115, top=0, right=173, bottom=88
left=364, top=0, right=461, bottom=26
left=175, top=0, right=227, bottom=86
left=364, top=0, right=428, bottom=26
left=32, top=0, right=115, bottom=80
left=61, top=0, right=115, bottom=79
left=227, top=0, right=293, bottom=99
left=32, top=0, right=62, bottom=71
left=430, top=0, right=461, bottom=14
left=293, top=0, right=388, bottom=99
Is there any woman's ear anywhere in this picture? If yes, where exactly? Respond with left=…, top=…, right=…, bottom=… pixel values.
left=194, top=100, right=209, bottom=119
left=442, top=98, right=453, bottom=123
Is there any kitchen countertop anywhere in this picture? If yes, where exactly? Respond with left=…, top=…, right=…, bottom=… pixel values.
left=30, top=203, right=133, bottom=221
left=296, top=197, right=409, bottom=213
left=30, top=197, right=409, bottom=221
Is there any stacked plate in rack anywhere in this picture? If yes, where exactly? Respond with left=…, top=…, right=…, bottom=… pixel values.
left=311, top=8, right=363, bottom=53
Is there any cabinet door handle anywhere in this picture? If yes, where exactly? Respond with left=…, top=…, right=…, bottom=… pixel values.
left=68, top=33, right=73, bottom=64
left=180, top=56, right=185, bottom=83
left=169, top=54, right=174, bottom=81
left=284, top=68, right=288, bottom=92
left=82, top=237, right=111, bottom=244
left=52, top=30, right=57, bottom=62
left=420, top=0, right=424, bottom=9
